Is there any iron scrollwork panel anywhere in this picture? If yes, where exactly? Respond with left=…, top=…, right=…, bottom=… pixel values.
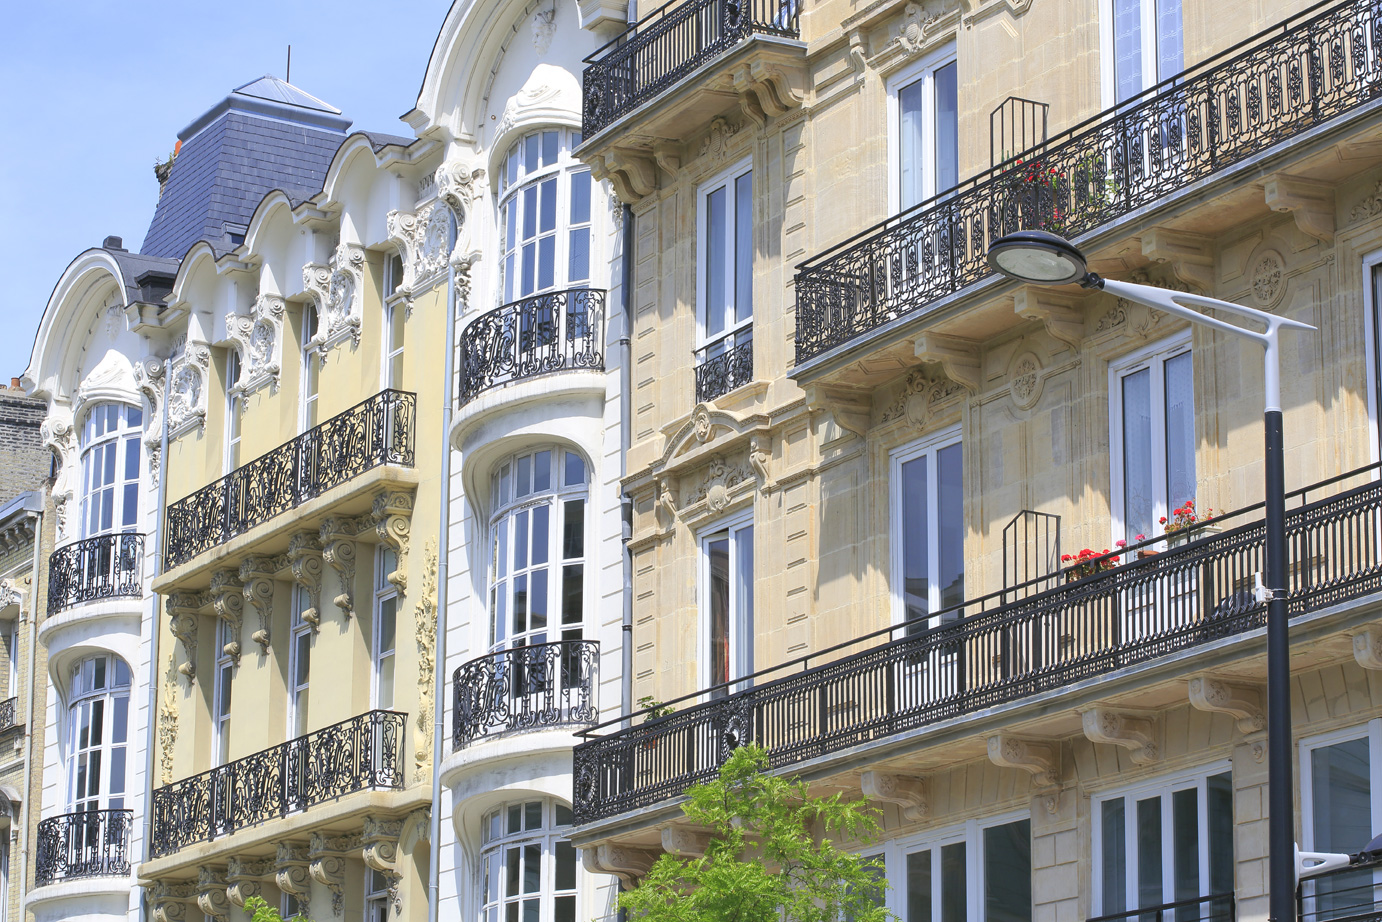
left=34, top=809, right=133, bottom=886
left=457, top=289, right=606, bottom=406
left=46, top=533, right=145, bottom=616
left=452, top=640, right=600, bottom=749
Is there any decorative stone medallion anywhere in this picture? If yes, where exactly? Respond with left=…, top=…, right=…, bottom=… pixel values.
left=1250, top=250, right=1286, bottom=310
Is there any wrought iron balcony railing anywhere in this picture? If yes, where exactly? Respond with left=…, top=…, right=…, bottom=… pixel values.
left=454, top=640, right=600, bottom=749
left=794, top=0, right=1382, bottom=365
left=34, top=809, right=133, bottom=886
left=0, top=697, right=18, bottom=733
left=1299, top=859, right=1382, bottom=922
left=457, top=288, right=606, bottom=407
left=163, top=390, right=416, bottom=570
left=150, top=709, right=406, bottom=857
left=1090, top=894, right=1236, bottom=922
left=582, top=0, right=800, bottom=136
left=47, top=533, right=144, bottom=616
left=573, top=465, right=1382, bottom=824
left=695, top=337, right=753, bottom=403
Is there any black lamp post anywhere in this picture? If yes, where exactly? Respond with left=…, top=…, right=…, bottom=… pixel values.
left=987, top=229, right=1316, bottom=922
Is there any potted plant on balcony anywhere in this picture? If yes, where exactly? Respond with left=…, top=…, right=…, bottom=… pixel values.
left=1062, top=547, right=1119, bottom=582
left=1161, top=500, right=1218, bottom=547
left=638, top=695, right=675, bottom=751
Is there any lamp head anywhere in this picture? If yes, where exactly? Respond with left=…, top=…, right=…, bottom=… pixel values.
left=987, top=230, right=1097, bottom=287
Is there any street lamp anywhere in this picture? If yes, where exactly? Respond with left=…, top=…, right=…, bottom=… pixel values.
left=987, top=229, right=1317, bottom=922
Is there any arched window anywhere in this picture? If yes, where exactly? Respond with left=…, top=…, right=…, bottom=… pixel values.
left=497, top=128, right=593, bottom=303
left=78, top=404, right=142, bottom=537
left=480, top=799, right=577, bottom=922
left=67, top=654, right=131, bottom=812
left=488, top=448, right=588, bottom=652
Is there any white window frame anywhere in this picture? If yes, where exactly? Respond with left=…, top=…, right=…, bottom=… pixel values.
left=479, top=799, right=579, bottom=922
left=889, top=424, right=964, bottom=627
left=383, top=297, right=406, bottom=392
left=225, top=349, right=243, bottom=473
left=66, top=654, right=132, bottom=812
left=1108, top=331, right=1194, bottom=544
left=695, top=156, right=754, bottom=365
left=1090, top=760, right=1234, bottom=917
left=365, top=866, right=390, bottom=922
left=1362, top=252, right=1382, bottom=467
left=876, top=810, right=1033, bottom=922
left=497, top=127, right=594, bottom=304
left=1098, top=0, right=1184, bottom=107
left=1300, top=720, right=1382, bottom=854
left=698, top=509, right=755, bottom=695
left=288, top=584, right=312, bottom=737
left=886, top=43, right=959, bottom=214
left=78, top=403, right=143, bottom=538
left=212, top=618, right=234, bottom=765
left=373, top=546, right=399, bottom=711
left=300, top=303, right=321, bottom=431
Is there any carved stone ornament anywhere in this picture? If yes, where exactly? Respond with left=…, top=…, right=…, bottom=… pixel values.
left=224, top=294, right=285, bottom=394
left=878, top=371, right=966, bottom=429
left=363, top=815, right=405, bottom=915
left=288, top=532, right=324, bottom=631
left=749, top=435, right=771, bottom=490
left=1354, top=628, right=1382, bottom=671
left=151, top=879, right=198, bottom=922
left=986, top=735, right=1060, bottom=787
left=1351, top=178, right=1382, bottom=223
left=1250, top=250, right=1286, bottom=309
left=196, top=866, right=230, bottom=922
left=135, top=358, right=166, bottom=480
left=435, top=159, right=485, bottom=217
left=303, top=243, right=367, bottom=349
left=896, top=1, right=939, bottom=53
left=310, top=831, right=363, bottom=916
left=1008, top=351, right=1044, bottom=410
left=386, top=202, right=458, bottom=294
left=210, top=569, right=244, bottom=667
left=701, top=117, right=743, bottom=161
left=372, top=491, right=414, bottom=593
left=531, top=5, right=556, bottom=55
left=661, top=825, right=713, bottom=857
left=687, top=455, right=752, bottom=512
left=582, top=843, right=659, bottom=887
left=692, top=405, right=714, bottom=442
left=1081, top=707, right=1159, bottom=764
left=239, top=556, right=281, bottom=652
left=159, top=652, right=179, bottom=784
left=0, top=580, right=20, bottom=614
left=413, top=539, right=439, bottom=783
left=167, top=344, right=211, bottom=438
left=226, top=857, right=274, bottom=908
left=40, top=406, right=78, bottom=541
left=274, top=843, right=313, bottom=919
left=860, top=771, right=929, bottom=820
left=168, top=592, right=208, bottom=684
left=320, top=516, right=365, bottom=620
left=1187, top=675, right=1265, bottom=734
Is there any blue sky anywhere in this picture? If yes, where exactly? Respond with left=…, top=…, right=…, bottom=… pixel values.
left=0, top=1, right=449, bottom=382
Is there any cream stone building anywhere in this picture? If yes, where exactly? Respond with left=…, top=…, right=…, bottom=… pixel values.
left=570, top=0, right=1382, bottom=921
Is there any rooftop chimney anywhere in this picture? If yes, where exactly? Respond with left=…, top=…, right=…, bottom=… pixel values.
left=103, top=236, right=125, bottom=250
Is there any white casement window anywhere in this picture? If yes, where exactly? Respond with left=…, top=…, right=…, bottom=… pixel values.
left=384, top=250, right=405, bottom=300
left=700, top=513, right=754, bottom=696
left=79, top=403, right=142, bottom=537
left=225, top=350, right=243, bottom=471
left=282, top=893, right=306, bottom=920
left=213, top=619, right=234, bottom=765
left=696, top=159, right=754, bottom=397
left=891, top=428, right=964, bottom=628
left=1364, top=258, right=1382, bottom=465
left=1301, top=723, right=1382, bottom=915
left=498, top=128, right=593, bottom=303
left=1092, top=766, right=1234, bottom=919
left=1110, top=334, right=1194, bottom=544
left=288, top=585, right=312, bottom=737
left=67, top=654, right=131, bottom=811
left=384, top=301, right=405, bottom=392
left=301, top=303, right=321, bottom=430
left=1101, top=0, right=1184, bottom=105
left=889, top=47, right=959, bottom=212
left=488, top=448, right=589, bottom=653
left=373, top=547, right=398, bottom=711
left=366, top=867, right=390, bottom=922
left=480, top=799, right=578, bottom=922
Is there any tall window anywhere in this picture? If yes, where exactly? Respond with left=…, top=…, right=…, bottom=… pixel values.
left=79, top=403, right=142, bottom=537
left=892, top=50, right=959, bottom=211
left=301, top=303, right=321, bottom=430
left=696, top=159, right=754, bottom=400
left=225, top=350, right=243, bottom=471
left=701, top=515, right=754, bottom=695
left=498, top=128, right=592, bottom=303
left=374, top=548, right=398, bottom=710
left=480, top=799, right=578, bottom=922
left=1302, top=724, right=1382, bottom=916
left=489, top=448, right=588, bottom=652
left=892, top=430, right=964, bottom=627
left=366, top=868, right=390, bottom=922
left=1110, top=335, right=1194, bottom=543
left=288, top=585, right=312, bottom=737
left=1105, top=0, right=1183, bottom=104
left=213, top=619, right=234, bottom=765
left=67, top=655, right=131, bottom=812
left=895, top=816, right=1032, bottom=922
left=1093, top=768, right=1234, bottom=919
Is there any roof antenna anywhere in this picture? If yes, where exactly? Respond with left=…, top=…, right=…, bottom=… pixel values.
left=286, top=45, right=292, bottom=84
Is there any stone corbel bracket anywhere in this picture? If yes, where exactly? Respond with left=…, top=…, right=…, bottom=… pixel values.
left=661, top=825, right=714, bottom=857
left=372, top=491, right=414, bottom=594
left=363, top=815, right=406, bottom=915
left=860, top=770, right=929, bottom=821
left=209, top=569, right=244, bottom=667
left=1354, top=628, right=1382, bottom=670
left=1188, top=674, right=1265, bottom=734
left=288, top=532, right=324, bottom=631
left=239, top=556, right=283, bottom=652
left=274, top=843, right=313, bottom=920
left=167, top=591, right=210, bottom=684
left=1081, top=707, right=1160, bottom=764
left=135, top=359, right=167, bottom=480
left=1141, top=228, right=1214, bottom=293
left=582, top=843, right=660, bottom=887
left=310, top=832, right=363, bottom=917
left=225, top=856, right=275, bottom=908
left=803, top=383, right=872, bottom=440
left=986, top=736, right=1060, bottom=788
left=320, top=516, right=366, bottom=621
left=151, top=879, right=198, bottom=922
left=914, top=332, right=982, bottom=394
left=718, top=60, right=806, bottom=128
left=1014, top=289, right=1085, bottom=351
left=1264, top=174, right=1335, bottom=244
left=386, top=202, right=456, bottom=293
left=588, top=146, right=659, bottom=205
left=196, top=866, right=230, bottom=922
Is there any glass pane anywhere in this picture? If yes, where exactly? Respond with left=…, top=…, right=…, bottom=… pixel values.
left=985, top=820, right=1031, bottom=922
left=937, top=443, right=964, bottom=611
left=539, top=178, right=557, bottom=233
left=556, top=803, right=573, bottom=825
left=941, top=842, right=966, bottom=922
left=380, top=596, right=397, bottom=652
left=513, top=574, right=528, bottom=636
left=1156, top=0, right=1184, bottom=80
left=1207, top=772, right=1234, bottom=896
left=532, top=505, right=550, bottom=566
left=523, top=842, right=540, bottom=891
left=907, top=849, right=932, bottom=922
left=1171, top=788, right=1199, bottom=904
left=736, top=525, right=754, bottom=685
left=569, top=229, right=590, bottom=283
left=112, top=694, right=128, bottom=743
left=1164, top=351, right=1195, bottom=515
left=902, top=455, right=930, bottom=623
left=530, top=570, right=548, bottom=630
left=705, top=186, right=728, bottom=338
left=556, top=841, right=576, bottom=889
left=571, top=170, right=591, bottom=224
left=565, top=452, right=586, bottom=486
left=1137, top=796, right=1163, bottom=910
left=525, top=135, right=539, bottom=173
left=122, top=483, right=138, bottom=526
left=522, top=244, right=536, bottom=297
left=125, top=436, right=140, bottom=479
left=562, top=564, right=583, bottom=625
left=535, top=451, right=552, bottom=492
left=1102, top=798, right=1128, bottom=915
left=506, top=843, right=520, bottom=891
left=563, top=501, right=584, bottom=559
left=1113, top=0, right=1144, bottom=103
left=1122, top=367, right=1154, bottom=541
left=935, top=62, right=958, bottom=192
left=734, top=172, right=753, bottom=323
left=899, top=79, right=925, bottom=210
left=508, top=804, right=522, bottom=834
left=1312, top=737, right=1372, bottom=914
left=522, top=186, right=538, bottom=239
left=554, top=896, right=575, bottom=922
left=109, top=746, right=126, bottom=796
left=126, top=405, right=142, bottom=428
left=542, top=130, right=559, bottom=166
left=709, top=537, right=730, bottom=688
left=515, top=511, right=530, bottom=568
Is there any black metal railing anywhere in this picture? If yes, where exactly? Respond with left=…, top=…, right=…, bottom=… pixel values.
left=0, top=697, right=18, bottom=733
left=582, top=0, right=800, bottom=136
left=695, top=338, right=753, bottom=403
left=163, top=390, right=416, bottom=570
left=34, top=809, right=133, bottom=886
left=150, top=709, right=405, bottom=857
left=573, top=465, right=1382, bottom=824
left=457, top=289, right=606, bottom=406
left=1299, top=860, right=1382, bottom=922
left=991, top=96, right=1050, bottom=169
left=794, top=0, right=1382, bottom=365
left=454, top=640, right=600, bottom=749
left=46, top=533, right=144, bottom=616
left=1090, top=894, right=1236, bottom=922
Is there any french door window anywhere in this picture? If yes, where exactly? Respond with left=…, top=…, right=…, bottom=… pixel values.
left=702, top=516, right=754, bottom=695
left=301, top=303, right=321, bottom=430
left=374, top=547, right=398, bottom=710
left=1105, top=0, right=1183, bottom=104
left=68, top=655, right=131, bottom=812
left=892, top=430, right=964, bottom=627
left=696, top=160, right=753, bottom=400
left=79, top=403, right=142, bottom=537
left=901, top=817, right=1031, bottom=922
left=225, top=350, right=243, bottom=471
left=893, top=50, right=959, bottom=211
left=480, top=799, right=578, bottom=922
left=498, top=128, right=592, bottom=303
left=1110, top=335, right=1194, bottom=543
left=288, top=585, right=312, bottom=737
left=213, top=619, right=234, bottom=765
left=1302, top=724, right=1382, bottom=917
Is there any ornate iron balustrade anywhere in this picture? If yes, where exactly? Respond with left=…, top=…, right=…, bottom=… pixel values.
left=47, top=533, right=144, bottom=616
left=1299, top=858, right=1382, bottom=922
left=34, top=809, right=133, bottom=886
left=454, top=640, right=600, bottom=749
left=695, top=338, right=753, bottom=403
left=0, top=697, right=18, bottom=733
left=163, top=390, right=416, bottom=570
left=582, top=0, right=800, bottom=136
left=457, top=288, right=606, bottom=406
left=795, top=0, right=1382, bottom=365
left=1090, top=894, right=1236, bottom=922
left=573, top=466, right=1382, bottom=824
left=150, top=709, right=405, bottom=857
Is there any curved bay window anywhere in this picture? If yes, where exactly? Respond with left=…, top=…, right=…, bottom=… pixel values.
left=68, top=655, right=131, bottom=813
left=498, top=128, right=593, bottom=303
left=480, top=799, right=578, bottom=922
left=79, top=403, right=142, bottom=537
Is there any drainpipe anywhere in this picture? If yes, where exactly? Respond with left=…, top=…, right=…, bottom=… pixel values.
left=618, top=203, right=634, bottom=731
left=427, top=261, right=457, bottom=922
left=140, top=368, right=171, bottom=885
left=17, top=495, right=42, bottom=910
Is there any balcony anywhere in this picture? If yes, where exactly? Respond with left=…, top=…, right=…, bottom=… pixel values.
left=150, top=709, right=406, bottom=858
left=163, top=390, right=415, bottom=571
left=34, top=809, right=133, bottom=886
left=0, top=697, right=18, bottom=733
left=46, top=533, right=143, bottom=616
left=457, top=288, right=606, bottom=407
left=1299, top=860, right=1382, bottom=922
left=1091, top=895, right=1235, bottom=922
left=453, top=640, right=600, bottom=749
left=572, top=466, right=1382, bottom=825
left=695, top=337, right=753, bottom=404
left=794, top=0, right=1382, bottom=370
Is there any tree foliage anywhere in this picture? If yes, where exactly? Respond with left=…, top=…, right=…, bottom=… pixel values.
left=243, top=895, right=309, bottom=922
left=618, top=743, right=895, bottom=922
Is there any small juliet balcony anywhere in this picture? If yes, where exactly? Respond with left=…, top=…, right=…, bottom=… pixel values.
left=453, top=640, right=601, bottom=750
left=47, top=533, right=144, bottom=617
left=149, top=709, right=406, bottom=858
left=34, top=808, right=133, bottom=886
